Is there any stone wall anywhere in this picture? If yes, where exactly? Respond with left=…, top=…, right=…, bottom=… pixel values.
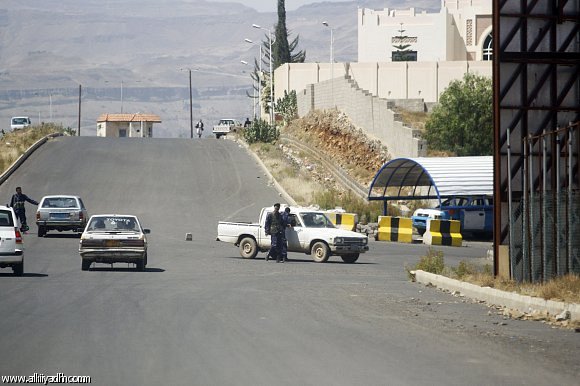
left=297, top=76, right=427, bottom=159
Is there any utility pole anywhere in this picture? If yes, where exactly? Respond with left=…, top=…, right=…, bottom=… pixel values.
left=77, top=84, right=82, bottom=136
left=188, top=69, right=193, bottom=139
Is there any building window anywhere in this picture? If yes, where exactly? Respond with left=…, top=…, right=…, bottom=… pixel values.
left=466, top=19, right=473, bottom=46
left=482, top=33, right=492, bottom=61
left=392, top=51, right=417, bottom=61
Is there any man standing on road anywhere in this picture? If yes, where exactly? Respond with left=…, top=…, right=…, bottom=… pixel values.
left=264, top=203, right=284, bottom=262
left=9, top=186, right=38, bottom=232
left=280, top=207, right=292, bottom=263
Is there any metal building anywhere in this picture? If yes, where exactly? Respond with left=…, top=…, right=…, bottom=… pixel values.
left=493, top=1, right=580, bottom=282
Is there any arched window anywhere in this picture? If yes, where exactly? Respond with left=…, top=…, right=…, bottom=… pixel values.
left=482, top=33, right=492, bottom=61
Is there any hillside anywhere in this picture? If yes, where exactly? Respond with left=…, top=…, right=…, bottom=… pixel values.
left=0, top=0, right=439, bottom=136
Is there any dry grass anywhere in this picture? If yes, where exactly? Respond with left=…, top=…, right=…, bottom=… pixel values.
left=393, top=108, right=429, bottom=130
left=1, top=124, right=65, bottom=173
left=439, top=258, right=580, bottom=304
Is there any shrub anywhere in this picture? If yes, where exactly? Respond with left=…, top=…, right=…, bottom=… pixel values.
left=414, top=248, right=445, bottom=274
left=243, top=119, right=279, bottom=144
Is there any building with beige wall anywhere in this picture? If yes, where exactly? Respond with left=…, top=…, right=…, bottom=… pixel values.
left=273, top=1, right=492, bottom=158
left=96, top=113, right=161, bottom=138
left=358, top=0, right=492, bottom=62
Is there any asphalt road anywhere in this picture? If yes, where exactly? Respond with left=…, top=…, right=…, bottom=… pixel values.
left=0, top=136, right=578, bottom=386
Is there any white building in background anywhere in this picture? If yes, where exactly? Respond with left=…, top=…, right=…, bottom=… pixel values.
left=358, top=0, right=492, bottom=62
left=96, top=113, right=161, bottom=138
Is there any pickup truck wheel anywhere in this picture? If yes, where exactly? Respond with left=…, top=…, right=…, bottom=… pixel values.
left=136, top=259, right=145, bottom=271
left=81, top=260, right=91, bottom=271
left=37, top=225, right=46, bottom=237
left=12, top=262, right=23, bottom=276
left=239, top=237, right=258, bottom=259
left=215, top=134, right=221, bottom=139
left=311, top=241, right=330, bottom=263
left=341, top=253, right=359, bottom=264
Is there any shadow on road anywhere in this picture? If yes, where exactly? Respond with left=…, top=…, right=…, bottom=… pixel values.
left=0, top=272, right=49, bottom=277
left=87, top=266, right=165, bottom=273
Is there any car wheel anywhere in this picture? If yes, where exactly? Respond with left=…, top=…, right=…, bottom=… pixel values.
left=341, top=253, right=359, bottom=264
left=136, top=259, right=145, bottom=271
left=37, top=226, right=46, bottom=237
left=12, top=262, right=23, bottom=276
left=81, top=260, right=91, bottom=271
left=216, top=134, right=221, bottom=139
left=239, top=237, right=258, bottom=259
left=144, top=253, right=148, bottom=267
left=311, top=241, right=330, bottom=263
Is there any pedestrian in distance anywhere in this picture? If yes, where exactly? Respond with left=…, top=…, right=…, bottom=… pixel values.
left=244, top=117, right=252, bottom=128
left=9, top=186, right=38, bottom=233
left=195, top=119, right=204, bottom=138
left=264, top=203, right=285, bottom=262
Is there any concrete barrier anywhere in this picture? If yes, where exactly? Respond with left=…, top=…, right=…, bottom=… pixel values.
left=376, top=216, right=413, bottom=243
left=326, top=212, right=357, bottom=231
left=423, top=219, right=462, bottom=247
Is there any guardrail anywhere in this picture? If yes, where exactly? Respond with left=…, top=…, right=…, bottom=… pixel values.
left=0, top=133, right=64, bottom=186
left=280, top=135, right=369, bottom=199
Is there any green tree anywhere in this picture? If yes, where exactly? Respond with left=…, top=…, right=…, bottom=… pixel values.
left=272, top=0, right=305, bottom=69
left=275, top=90, right=297, bottom=125
left=424, top=73, right=493, bottom=156
left=250, top=0, right=305, bottom=117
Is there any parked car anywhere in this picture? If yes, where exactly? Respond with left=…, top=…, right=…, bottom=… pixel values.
left=411, top=196, right=493, bottom=237
left=36, top=195, right=88, bottom=237
left=10, top=116, right=31, bottom=130
left=217, top=205, right=369, bottom=263
left=0, top=205, right=24, bottom=276
left=79, top=214, right=150, bottom=271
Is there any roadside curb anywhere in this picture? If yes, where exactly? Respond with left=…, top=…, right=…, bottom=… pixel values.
left=414, top=270, right=580, bottom=322
left=230, top=137, right=297, bottom=206
left=0, top=133, right=64, bottom=186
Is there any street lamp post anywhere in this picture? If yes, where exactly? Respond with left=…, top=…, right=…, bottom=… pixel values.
left=240, top=60, right=257, bottom=119
left=252, top=24, right=274, bottom=125
left=323, top=21, right=334, bottom=108
left=244, top=38, right=264, bottom=119
left=180, top=68, right=194, bottom=139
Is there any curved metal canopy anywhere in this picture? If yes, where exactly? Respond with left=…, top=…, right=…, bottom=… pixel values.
left=368, top=156, right=493, bottom=203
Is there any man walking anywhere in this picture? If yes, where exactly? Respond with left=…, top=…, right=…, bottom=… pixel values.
left=10, top=186, right=38, bottom=232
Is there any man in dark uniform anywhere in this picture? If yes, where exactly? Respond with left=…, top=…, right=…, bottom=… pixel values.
left=264, top=203, right=285, bottom=262
left=9, top=186, right=38, bottom=232
left=280, top=207, right=292, bottom=262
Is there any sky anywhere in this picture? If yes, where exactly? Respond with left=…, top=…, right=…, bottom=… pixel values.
left=214, top=0, right=348, bottom=12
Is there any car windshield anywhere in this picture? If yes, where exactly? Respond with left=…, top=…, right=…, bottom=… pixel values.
left=42, top=197, right=78, bottom=209
left=0, top=210, right=14, bottom=227
left=12, top=118, right=28, bottom=124
left=299, top=212, right=335, bottom=228
left=88, top=216, right=139, bottom=232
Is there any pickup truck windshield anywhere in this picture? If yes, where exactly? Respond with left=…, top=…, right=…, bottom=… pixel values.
left=299, top=212, right=335, bottom=228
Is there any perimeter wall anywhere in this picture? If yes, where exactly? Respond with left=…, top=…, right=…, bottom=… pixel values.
left=274, top=61, right=491, bottom=158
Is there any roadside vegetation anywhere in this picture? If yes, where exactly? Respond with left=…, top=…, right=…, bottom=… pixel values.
left=410, top=248, right=580, bottom=304
left=0, top=124, right=70, bottom=174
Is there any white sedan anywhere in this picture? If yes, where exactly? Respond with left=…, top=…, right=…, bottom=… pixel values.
left=0, top=205, right=24, bottom=276
left=79, top=214, right=150, bottom=271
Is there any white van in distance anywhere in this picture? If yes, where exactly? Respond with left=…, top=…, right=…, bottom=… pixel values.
left=11, top=116, right=31, bottom=130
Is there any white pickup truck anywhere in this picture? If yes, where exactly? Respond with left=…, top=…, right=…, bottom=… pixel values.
left=212, top=118, right=242, bottom=139
left=216, top=206, right=369, bottom=263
